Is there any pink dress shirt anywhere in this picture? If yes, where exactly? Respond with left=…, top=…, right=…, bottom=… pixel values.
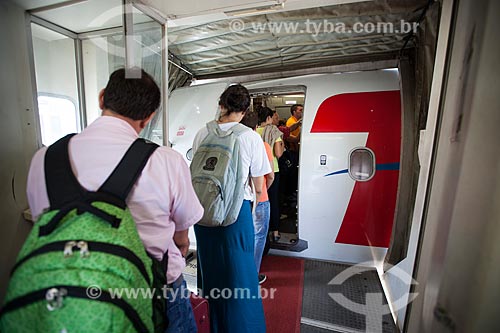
left=27, top=116, right=203, bottom=284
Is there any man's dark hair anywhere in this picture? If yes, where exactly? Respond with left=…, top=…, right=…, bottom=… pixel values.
left=240, top=110, right=258, bottom=130
left=102, top=68, right=161, bottom=120
left=256, top=106, right=273, bottom=124
left=290, top=104, right=303, bottom=115
left=219, top=84, right=250, bottom=114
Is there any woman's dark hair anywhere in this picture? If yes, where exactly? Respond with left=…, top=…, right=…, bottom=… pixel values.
left=240, top=110, right=258, bottom=130
left=219, top=84, right=250, bottom=114
left=102, top=68, right=161, bottom=121
left=256, top=106, right=273, bottom=124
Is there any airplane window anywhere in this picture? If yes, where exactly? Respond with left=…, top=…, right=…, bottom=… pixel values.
left=38, top=94, right=79, bottom=146
left=349, top=148, right=375, bottom=181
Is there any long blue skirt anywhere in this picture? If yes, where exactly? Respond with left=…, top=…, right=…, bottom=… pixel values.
left=194, top=200, right=266, bottom=333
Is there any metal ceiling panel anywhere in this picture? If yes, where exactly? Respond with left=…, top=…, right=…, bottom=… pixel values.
left=167, top=0, right=428, bottom=78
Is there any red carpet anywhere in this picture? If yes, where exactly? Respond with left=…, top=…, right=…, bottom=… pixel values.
left=260, top=255, right=304, bottom=333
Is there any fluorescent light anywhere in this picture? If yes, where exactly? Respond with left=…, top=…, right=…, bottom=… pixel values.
left=285, top=100, right=297, bottom=105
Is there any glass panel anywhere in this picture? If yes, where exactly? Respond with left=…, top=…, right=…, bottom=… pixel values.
left=82, top=33, right=126, bottom=125
left=349, top=148, right=375, bottom=181
left=131, top=6, right=163, bottom=144
left=81, top=6, right=163, bottom=137
left=31, top=23, right=80, bottom=146
left=34, top=0, right=123, bottom=34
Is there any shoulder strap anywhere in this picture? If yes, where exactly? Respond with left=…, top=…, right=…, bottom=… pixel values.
left=206, top=120, right=218, bottom=133
left=206, top=120, right=228, bottom=138
left=206, top=120, right=248, bottom=138
left=45, top=133, right=83, bottom=209
left=98, top=138, right=159, bottom=202
left=229, top=123, right=249, bottom=136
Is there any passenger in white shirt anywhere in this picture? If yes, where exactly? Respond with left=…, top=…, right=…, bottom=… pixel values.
left=192, top=84, right=270, bottom=333
left=27, top=68, right=203, bottom=333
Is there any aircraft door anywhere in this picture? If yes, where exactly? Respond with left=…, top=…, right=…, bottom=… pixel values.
left=301, top=89, right=401, bottom=262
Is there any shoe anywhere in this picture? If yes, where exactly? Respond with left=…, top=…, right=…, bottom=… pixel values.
left=272, top=233, right=281, bottom=242
left=258, top=274, right=267, bottom=284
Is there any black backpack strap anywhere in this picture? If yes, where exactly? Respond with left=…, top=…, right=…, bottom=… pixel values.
left=98, top=138, right=159, bottom=202
left=150, top=251, right=169, bottom=332
left=40, top=136, right=158, bottom=237
left=44, top=133, right=84, bottom=209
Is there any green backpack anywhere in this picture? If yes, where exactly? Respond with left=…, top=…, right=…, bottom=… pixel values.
left=0, top=134, right=167, bottom=333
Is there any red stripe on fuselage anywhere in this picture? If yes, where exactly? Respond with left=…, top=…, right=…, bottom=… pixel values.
left=311, top=91, right=401, bottom=247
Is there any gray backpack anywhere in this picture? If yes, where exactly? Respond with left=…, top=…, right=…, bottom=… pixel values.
left=190, top=120, right=250, bottom=227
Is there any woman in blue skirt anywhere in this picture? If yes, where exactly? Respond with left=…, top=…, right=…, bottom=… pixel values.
left=192, top=84, right=271, bottom=332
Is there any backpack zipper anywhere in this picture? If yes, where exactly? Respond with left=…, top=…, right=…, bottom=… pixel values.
left=194, top=174, right=223, bottom=200
left=0, top=285, right=149, bottom=332
left=11, top=240, right=151, bottom=285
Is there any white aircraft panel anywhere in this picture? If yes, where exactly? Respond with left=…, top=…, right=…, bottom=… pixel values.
left=168, top=82, right=229, bottom=165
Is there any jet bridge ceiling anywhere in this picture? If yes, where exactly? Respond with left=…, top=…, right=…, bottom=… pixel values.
left=166, top=0, right=430, bottom=79
left=12, top=0, right=432, bottom=79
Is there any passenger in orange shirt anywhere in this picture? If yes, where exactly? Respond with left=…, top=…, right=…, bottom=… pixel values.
left=285, top=104, right=303, bottom=152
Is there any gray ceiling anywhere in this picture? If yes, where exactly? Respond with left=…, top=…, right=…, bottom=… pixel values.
left=168, top=0, right=429, bottom=78
left=12, top=0, right=431, bottom=79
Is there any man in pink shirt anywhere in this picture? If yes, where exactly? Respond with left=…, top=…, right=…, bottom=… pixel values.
left=26, top=68, right=203, bottom=332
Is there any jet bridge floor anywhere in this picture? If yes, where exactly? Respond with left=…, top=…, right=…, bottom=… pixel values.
left=301, top=260, right=397, bottom=333
left=183, top=254, right=398, bottom=332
